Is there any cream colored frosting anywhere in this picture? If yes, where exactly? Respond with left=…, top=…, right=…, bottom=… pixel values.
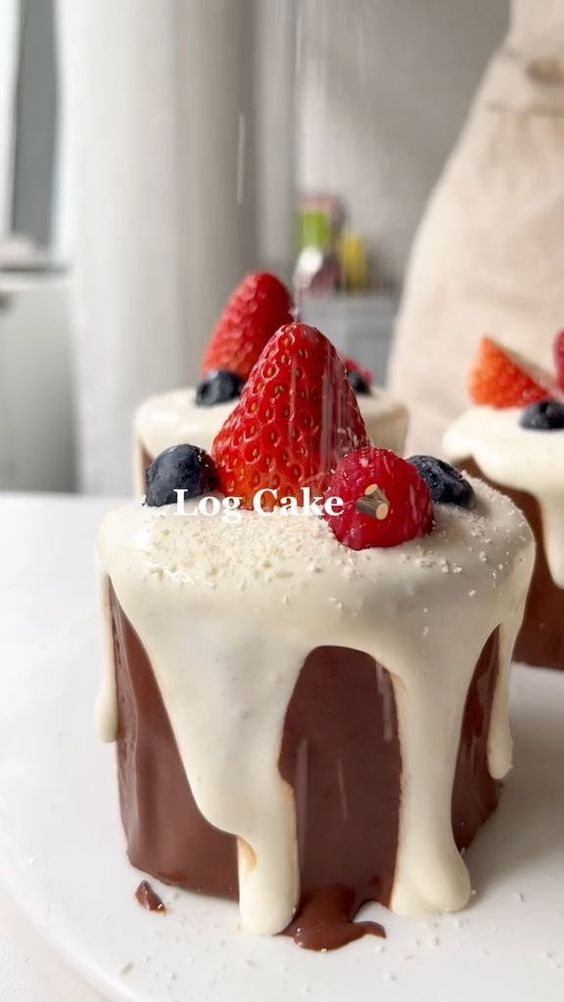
left=443, top=406, right=564, bottom=588
left=134, top=385, right=409, bottom=490
left=96, top=480, right=534, bottom=936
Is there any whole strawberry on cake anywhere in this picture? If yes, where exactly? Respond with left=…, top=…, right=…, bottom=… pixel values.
left=134, top=273, right=408, bottom=491
left=98, top=324, right=534, bottom=951
left=443, top=334, right=564, bottom=670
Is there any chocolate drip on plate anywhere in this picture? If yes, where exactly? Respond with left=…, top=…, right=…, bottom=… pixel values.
left=286, top=885, right=385, bottom=951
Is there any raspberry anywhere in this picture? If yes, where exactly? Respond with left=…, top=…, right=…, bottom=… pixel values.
left=468, top=337, right=551, bottom=408
left=342, top=356, right=373, bottom=386
left=201, top=273, right=293, bottom=380
left=212, top=323, right=369, bottom=509
left=323, top=447, right=434, bottom=550
left=554, top=330, right=564, bottom=391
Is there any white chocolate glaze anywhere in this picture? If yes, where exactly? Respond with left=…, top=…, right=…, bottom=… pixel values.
left=135, top=388, right=234, bottom=457
left=444, top=406, right=564, bottom=588
left=133, top=385, right=409, bottom=490
left=95, top=570, right=117, bottom=743
left=97, top=480, right=534, bottom=936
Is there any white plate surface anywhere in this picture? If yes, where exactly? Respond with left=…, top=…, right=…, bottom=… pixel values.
left=1, top=494, right=564, bottom=1002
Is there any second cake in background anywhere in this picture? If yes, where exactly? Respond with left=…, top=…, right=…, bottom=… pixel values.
left=443, top=335, right=564, bottom=670
left=134, top=272, right=408, bottom=490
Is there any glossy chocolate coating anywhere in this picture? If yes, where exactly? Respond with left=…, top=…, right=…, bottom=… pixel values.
left=135, top=879, right=166, bottom=913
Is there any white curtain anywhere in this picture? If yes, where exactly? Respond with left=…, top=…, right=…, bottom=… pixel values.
left=0, top=0, right=19, bottom=237
left=57, top=0, right=185, bottom=495
left=56, top=0, right=295, bottom=495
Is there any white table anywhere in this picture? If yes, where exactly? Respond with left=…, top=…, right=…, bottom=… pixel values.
left=1, top=492, right=564, bottom=1002
left=0, top=894, right=103, bottom=1002
left=0, top=493, right=114, bottom=1002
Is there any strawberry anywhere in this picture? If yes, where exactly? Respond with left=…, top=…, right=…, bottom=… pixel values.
left=554, top=330, right=564, bottom=391
left=323, top=447, right=434, bottom=550
left=468, top=336, right=557, bottom=408
left=212, top=323, right=369, bottom=509
left=200, top=273, right=293, bottom=380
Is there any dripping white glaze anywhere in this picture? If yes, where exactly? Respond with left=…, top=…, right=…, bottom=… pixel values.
left=95, top=569, right=117, bottom=743
left=134, top=385, right=409, bottom=491
left=444, top=406, right=564, bottom=588
left=96, top=480, right=534, bottom=935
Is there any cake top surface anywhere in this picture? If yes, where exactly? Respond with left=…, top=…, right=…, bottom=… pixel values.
left=444, top=405, right=564, bottom=486
left=98, top=477, right=533, bottom=608
left=135, top=383, right=406, bottom=445
left=453, top=335, right=564, bottom=487
left=134, top=374, right=408, bottom=472
left=135, top=387, right=236, bottom=450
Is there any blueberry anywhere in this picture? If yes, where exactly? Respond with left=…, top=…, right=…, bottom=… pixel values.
left=196, top=370, right=245, bottom=406
left=145, top=444, right=217, bottom=507
left=519, top=400, right=564, bottom=430
left=407, top=455, right=475, bottom=509
left=347, top=369, right=371, bottom=395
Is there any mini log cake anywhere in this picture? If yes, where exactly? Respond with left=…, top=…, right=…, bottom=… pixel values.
left=444, top=336, right=564, bottom=670
left=98, top=325, right=534, bottom=950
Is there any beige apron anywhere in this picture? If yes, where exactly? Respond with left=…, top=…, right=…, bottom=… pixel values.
left=389, top=0, right=564, bottom=455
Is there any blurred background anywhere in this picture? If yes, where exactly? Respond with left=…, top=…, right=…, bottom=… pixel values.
left=0, top=0, right=512, bottom=494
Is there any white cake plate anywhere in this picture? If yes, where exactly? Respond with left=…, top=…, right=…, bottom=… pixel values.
left=1, top=495, right=564, bottom=1002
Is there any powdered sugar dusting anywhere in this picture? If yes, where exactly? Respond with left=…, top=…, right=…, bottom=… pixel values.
left=104, top=478, right=530, bottom=604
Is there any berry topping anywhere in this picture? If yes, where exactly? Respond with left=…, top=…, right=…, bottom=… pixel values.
left=145, top=444, right=217, bottom=507
left=468, top=336, right=553, bottom=408
left=212, top=323, right=369, bottom=509
left=554, top=330, right=564, bottom=391
left=195, top=369, right=245, bottom=407
left=323, top=447, right=434, bottom=550
left=519, top=399, right=564, bottom=431
left=343, top=356, right=372, bottom=394
left=200, top=272, right=293, bottom=381
left=347, top=369, right=371, bottom=395
left=408, top=455, right=475, bottom=509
